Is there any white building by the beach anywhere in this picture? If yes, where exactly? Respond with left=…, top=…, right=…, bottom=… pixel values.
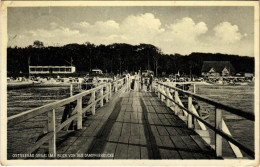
left=29, top=66, right=76, bottom=74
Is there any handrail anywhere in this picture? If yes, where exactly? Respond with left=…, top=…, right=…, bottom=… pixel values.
left=158, top=82, right=254, bottom=121
left=155, top=81, right=254, bottom=158
left=7, top=76, right=129, bottom=156
left=177, top=99, right=254, bottom=157
left=8, top=84, right=103, bottom=126
left=8, top=78, right=128, bottom=126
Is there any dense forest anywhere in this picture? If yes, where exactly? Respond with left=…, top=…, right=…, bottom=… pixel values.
left=7, top=41, right=255, bottom=77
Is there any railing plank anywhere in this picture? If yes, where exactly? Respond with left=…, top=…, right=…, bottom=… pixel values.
left=115, top=81, right=118, bottom=92
left=157, top=84, right=160, bottom=98
left=70, top=83, right=73, bottom=97
left=174, top=91, right=179, bottom=115
left=91, top=91, right=96, bottom=115
left=8, top=95, right=78, bottom=126
left=215, top=108, right=223, bottom=157
left=158, top=82, right=254, bottom=121
left=177, top=98, right=254, bottom=157
left=176, top=94, right=188, bottom=116
left=166, top=87, right=170, bottom=107
left=222, top=119, right=243, bottom=158
left=56, top=94, right=106, bottom=133
left=56, top=114, right=78, bottom=132
left=47, top=109, right=56, bottom=156
left=7, top=77, right=128, bottom=157
left=7, top=84, right=110, bottom=126
left=26, top=132, right=54, bottom=154
left=109, top=83, right=112, bottom=98
left=100, top=86, right=104, bottom=107
left=156, top=87, right=254, bottom=158
left=63, top=105, right=78, bottom=131
left=105, top=85, right=109, bottom=102
left=191, top=104, right=207, bottom=130
left=188, top=96, right=193, bottom=129
left=77, top=97, right=82, bottom=129
left=161, top=86, right=165, bottom=102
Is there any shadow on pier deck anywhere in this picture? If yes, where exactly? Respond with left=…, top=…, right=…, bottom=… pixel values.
left=52, top=91, right=217, bottom=159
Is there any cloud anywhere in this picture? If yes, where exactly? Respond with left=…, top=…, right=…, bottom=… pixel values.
left=119, top=13, right=165, bottom=43
left=30, top=26, right=79, bottom=39
left=9, top=14, right=253, bottom=56
left=155, top=17, right=208, bottom=54
left=74, top=20, right=119, bottom=35
left=167, top=17, right=208, bottom=40
left=10, top=23, right=80, bottom=46
left=213, top=22, right=243, bottom=43
left=50, top=22, right=60, bottom=30
left=72, top=13, right=165, bottom=44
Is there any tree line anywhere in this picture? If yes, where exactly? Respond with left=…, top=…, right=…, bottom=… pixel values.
left=7, top=41, right=254, bottom=77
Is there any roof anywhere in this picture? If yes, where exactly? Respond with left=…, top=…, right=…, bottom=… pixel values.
left=201, top=61, right=236, bottom=73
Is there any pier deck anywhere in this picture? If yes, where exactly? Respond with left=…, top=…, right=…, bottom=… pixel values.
left=46, top=91, right=217, bottom=159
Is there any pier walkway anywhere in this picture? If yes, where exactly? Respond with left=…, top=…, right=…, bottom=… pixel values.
left=37, top=90, right=217, bottom=159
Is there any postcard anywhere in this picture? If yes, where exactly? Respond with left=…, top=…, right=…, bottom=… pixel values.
left=1, top=1, right=259, bottom=166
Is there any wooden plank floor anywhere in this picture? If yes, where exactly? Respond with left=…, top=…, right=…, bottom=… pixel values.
left=54, top=91, right=217, bottom=159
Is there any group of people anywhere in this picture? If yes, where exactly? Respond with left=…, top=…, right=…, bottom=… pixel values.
left=130, top=70, right=153, bottom=92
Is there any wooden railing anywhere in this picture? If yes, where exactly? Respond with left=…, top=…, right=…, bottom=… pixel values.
left=7, top=76, right=129, bottom=157
left=155, top=81, right=254, bottom=159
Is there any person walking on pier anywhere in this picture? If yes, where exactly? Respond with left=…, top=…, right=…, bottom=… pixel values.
left=134, top=73, right=140, bottom=91
left=147, top=74, right=153, bottom=92
left=130, top=75, right=135, bottom=91
left=138, top=70, right=142, bottom=92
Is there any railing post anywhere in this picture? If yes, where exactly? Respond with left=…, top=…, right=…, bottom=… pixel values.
left=159, top=85, right=163, bottom=101
left=100, top=86, right=104, bottom=107
left=193, top=84, right=196, bottom=94
left=215, top=108, right=223, bottom=157
left=115, top=81, right=118, bottom=92
left=166, top=86, right=170, bottom=107
left=126, top=77, right=128, bottom=91
left=161, top=85, right=164, bottom=102
left=109, top=83, right=112, bottom=98
left=188, top=96, right=194, bottom=129
left=48, top=109, right=56, bottom=157
left=77, top=97, right=82, bottom=129
left=128, top=76, right=130, bottom=91
left=105, top=84, right=109, bottom=102
left=174, top=91, right=179, bottom=114
left=91, top=91, right=96, bottom=115
left=127, top=76, right=129, bottom=91
left=70, top=83, right=73, bottom=97
left=157, top=84, right=160, bottom=98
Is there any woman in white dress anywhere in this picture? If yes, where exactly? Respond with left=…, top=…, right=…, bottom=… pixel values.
left=134, top=74, right=139, bottom=91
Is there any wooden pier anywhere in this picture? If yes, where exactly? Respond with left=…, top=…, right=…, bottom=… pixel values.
left=7, top=76, right=255, bottom=159
left=52, top=91, right=217, bottom=159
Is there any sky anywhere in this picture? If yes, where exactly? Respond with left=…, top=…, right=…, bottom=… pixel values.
left=7, top=6, right=255, bottom=57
